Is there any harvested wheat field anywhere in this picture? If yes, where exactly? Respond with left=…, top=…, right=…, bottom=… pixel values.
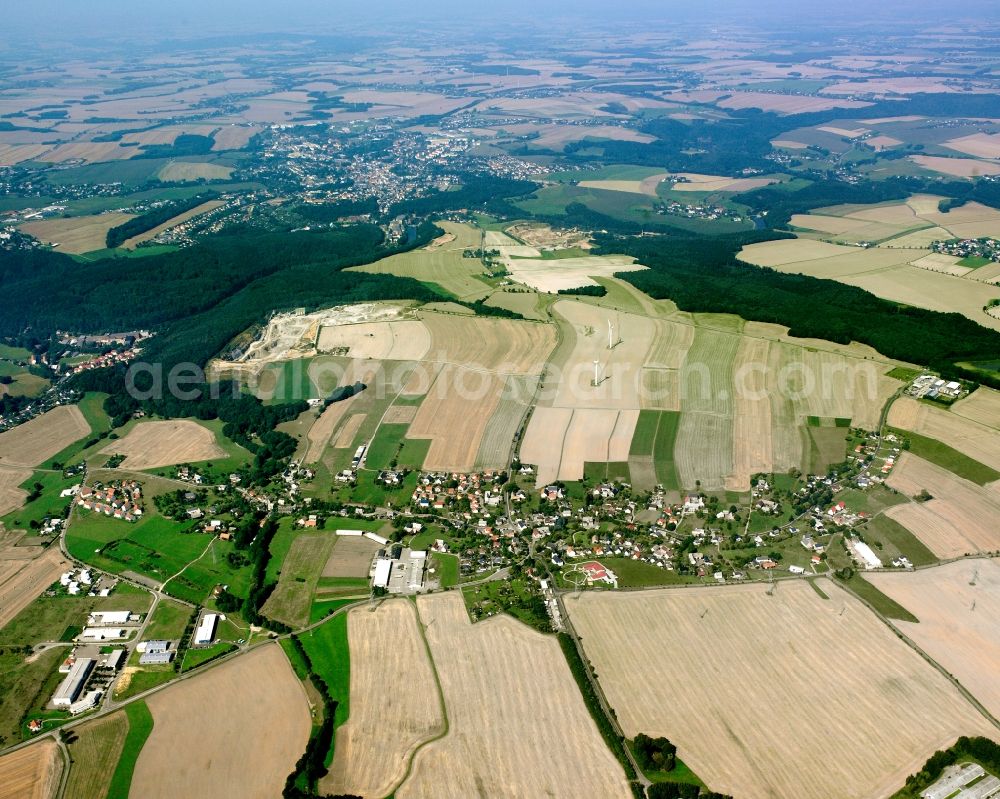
left=868, top=559, right=1000, bottom=718
left=156, top=161, right=232, bottom=182
left=20, top=212, right=134, bottom=254
left=305, top=396, right=361, bottom=462
left=945, top=132, right=1000, bottom=160
left=0, top=465, right=30, bottom=517
left=547, top=408, right=637, bottom=482
left=951, top=386, right=1000, bottom=430
left=323, top=601, right=444, bottom=798
left=885, top=453, right=1000, bottom=557
left=0, top=739, right=62, bottom=799
left=503, top=254, right=647, bottom=293
left=519, top=406, right=574, bottom=485
left=0, top=547, right=70, bottom=631
left=100, top=420, right=226, bottom=470
left=406, top=366, right=505, bottom=471
left=911, top=155, right=1000, bottom=178
left=332, top=413, right=366, bottom=448
left=323, top=535, right=381, bottom=578
left=0, top=405, right=89, bottom=467
left=131, top=644, right=310, bottom=799
left=888, top=397, right=1000, bottom=471
left=475, top=375, right=536, bottom=469
left=419, top=312, right=555, bottom=373
left=396, top=592, right=631, bottom=799
left=669, top=172, right=777, bottom=192
left=578, top=173, right=668, bottom=195
left=64, top=711, right=128, bottom=799
left=317, top=320, right=430, bottom=360
left=567, top=580, right=995, bottom=799
left=729, top=336, right=773, bottom=490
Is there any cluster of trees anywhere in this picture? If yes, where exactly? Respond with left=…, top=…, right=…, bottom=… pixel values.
left=603, top=230, right=1000, bottom=387
left=294, top=198, right=378, bottom=222
left=899, top=737, right=1000, bottom=797
left=281, top=636, right=354, bottom=799
left=557, top=632, right=639, bottom=784
left=133, top=133, right=216, bottom=160
left=153, top=488, right=208, bottom=521
left=325, top=381, right=366, bottom=406
left=647, top=784, right=732, bottom=799
left=242, top=518, right=288, bottom=632
left=105, top=191, right=219, bottom=248
left=558, top=284, right=607, bottom=297
left=633, top=733, right=677, bottom=772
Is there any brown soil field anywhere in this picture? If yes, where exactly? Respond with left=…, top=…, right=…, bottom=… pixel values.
left=131, top=644, right=310, bottom=799
left=322, top=601, right=444, bottom=798
left=64, top=711, right=129, bottom=799
left=951, top=386, right=1000, bottom=430
left=322, top=535, right=381, bottom=578
left=0, top=548, right=71, bottom=631
left=21, top=212, right=136, bottom=253
left=867, top=559, right=1000, bottom=718
left=0, top=465, right=31, bottom=517
left=407, top=366, right=505, bottom=471
left=100, top=420, right=226, bottom=470
left=888, top=397, right=1000, bottom=471
left=0, top=739, right=62, bottom=799
left=911, top=155, right=1000, bottom=178
left=122, top=200, right=224, bottom=248
left=0, top=405, right=90, bottom=467
left=396, top=592, right=631, bottom=799
left=944, top=132, right=1000, bottom=160
left=317, top=320, right=431, bottom=360
left=885, top=453, right=1000, bottom=557
left=332, top=413, right=366, bottom=448
left=567, top=580, right=995, bottom=799
left=262, top=532, right=338, bottom=628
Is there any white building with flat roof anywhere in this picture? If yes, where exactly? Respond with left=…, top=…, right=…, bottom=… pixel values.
left=194, top=613, right=219, bottom=645
left=52, top=658, right=95, bottom=707
left=372, top=558, right=392, bottom=589
left=79, top=627, right=128, bottom=642
left=87, top=610, right=132, bottom=626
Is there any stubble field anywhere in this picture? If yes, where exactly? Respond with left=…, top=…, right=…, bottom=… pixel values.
left=322, top=601, right=444, bottom=798
left=885, top=453, right=1000, bottom=557
left=888, top=397, right=1000, bottom=471
left=0, top=405, right=90, bottom=467
left=100, top=420, right=227, bottom=470
left=395, top=592, right=632, bottom=799
left=567, top=580, right=995, bottom=799
left=20, top=212, right=135, bottom=254
left=131, top=644, right=310, bottom=799
left=867, top=559, right=1000, bottom=718
left=0, top=739, right=62, bottom=799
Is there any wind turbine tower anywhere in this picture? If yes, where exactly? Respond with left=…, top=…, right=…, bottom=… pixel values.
left=593, top=359, right=601, bottom=387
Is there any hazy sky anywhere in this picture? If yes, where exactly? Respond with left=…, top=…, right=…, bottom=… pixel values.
left=4, top=0, right=995, bottom=45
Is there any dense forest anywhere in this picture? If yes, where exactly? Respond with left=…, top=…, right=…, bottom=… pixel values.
left=603, top=229, right=1000, bottom=385
left=105, top=191, right=219, bottom=248
left=2, top=221, right=440, bottom=369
